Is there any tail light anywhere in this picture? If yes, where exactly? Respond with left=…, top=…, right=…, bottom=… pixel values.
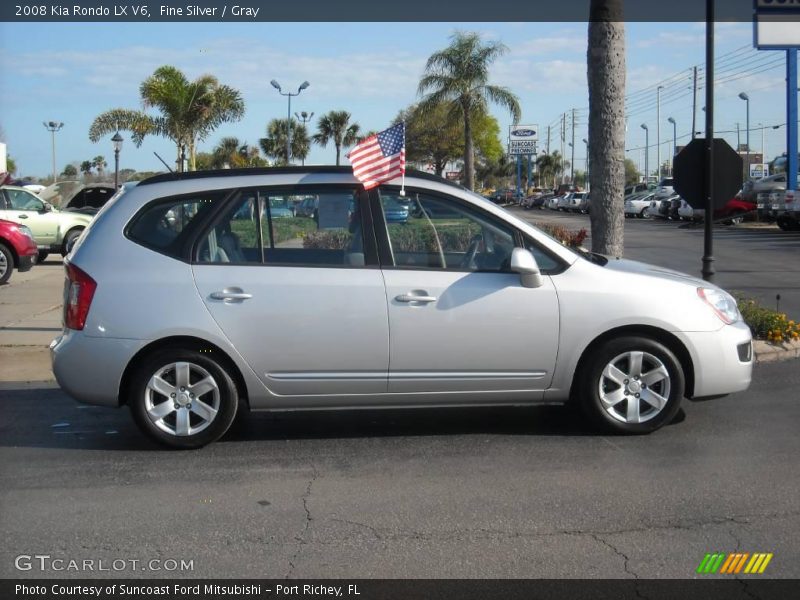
left=64, top=263, right=97, bottom=331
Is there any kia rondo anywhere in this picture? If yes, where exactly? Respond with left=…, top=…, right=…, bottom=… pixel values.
left=50, top=167, right=753, bottom=448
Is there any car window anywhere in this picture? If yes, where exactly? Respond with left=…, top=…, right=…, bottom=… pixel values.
left=6, top=189, right=44, bottom=211
left=260, top=190, right=364, bottom=267
left=128, top=192, right=224, bottom=254
left=379, top=190, right=515, bottom=272
left=197, top=189, right=364, bottom=267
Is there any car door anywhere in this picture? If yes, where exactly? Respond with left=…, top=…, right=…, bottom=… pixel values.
left=191, top=186, right=389, bottom=403
left=373, top=188, right=560, bottom=397
left=2, top=188, right=58, bottom=244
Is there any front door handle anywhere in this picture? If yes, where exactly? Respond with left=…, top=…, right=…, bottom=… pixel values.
left=17, top=214, right=28, bottom=219
left=395, top=293, right=437, bottom=304
left=210, top=288, right=253, bottom=303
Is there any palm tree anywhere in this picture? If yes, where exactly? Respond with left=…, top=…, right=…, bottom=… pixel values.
left=312, top=111, right=361, bottom=165
left=588, top=0, right=626, bottom=257
left=536, top=151, right=569, bottom=189
left=210, top=137, right=268, bottom=169
left=92, top=156, right=107, bottom=177
left=88, top=66, right=245, bottom=172
left=261, top=119, right=310, bottom=165
left=418, top=31, right=521, bottom=191
left=80, top=161, right=93, bottom=179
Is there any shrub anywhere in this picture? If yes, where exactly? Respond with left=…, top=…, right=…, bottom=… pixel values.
left=734, top=294, right=800, bottom=343
left=535, top=223, right=588, bottom=248
left=303, top=229, right=352, bottom=250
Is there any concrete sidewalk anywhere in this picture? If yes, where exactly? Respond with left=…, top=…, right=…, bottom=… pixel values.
left=0, top=257, right=63, bottom=384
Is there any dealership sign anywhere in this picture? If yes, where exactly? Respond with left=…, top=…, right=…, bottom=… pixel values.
left=754, top=0, right=800, bottom=49
left=509, top=125, right=538, bottom=155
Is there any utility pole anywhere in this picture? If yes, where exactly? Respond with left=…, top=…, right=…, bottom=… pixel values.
left=787, top=49, right=798, bottom=197
left=570, top=109, right=576, bottom=184
left=546, top=125, right=551, bottom=156
left=560, top=113, right=566, bottom=182
left=692, top=66, right=698, bottom=140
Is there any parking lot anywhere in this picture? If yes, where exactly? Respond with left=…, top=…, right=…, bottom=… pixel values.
left=1, top=217, right=799, bottom=579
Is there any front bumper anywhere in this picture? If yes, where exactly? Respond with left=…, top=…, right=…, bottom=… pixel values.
left=677, top=319, right=753, bottom=399
left=18, top=253, right=37, bottom=273
left=50, top=330, right=147, bottom=407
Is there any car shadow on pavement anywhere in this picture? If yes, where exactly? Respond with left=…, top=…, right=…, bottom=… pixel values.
left=0, top=387, right=687, bottom=451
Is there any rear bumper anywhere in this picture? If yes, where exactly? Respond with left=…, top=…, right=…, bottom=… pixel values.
left=50, top=331, right=146, bottom=407
left=677, top=320, right=753, bottom=398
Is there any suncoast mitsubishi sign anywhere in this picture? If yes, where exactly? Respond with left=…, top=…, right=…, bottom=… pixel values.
left=509, top=125, right=538, bottom=156
left=754, top=0, right=800, bottom=49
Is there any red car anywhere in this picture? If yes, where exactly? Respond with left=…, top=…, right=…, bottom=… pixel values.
left=0, top=218, right=38, bottom=284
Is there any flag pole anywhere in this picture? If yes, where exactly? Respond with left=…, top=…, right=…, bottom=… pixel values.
left=400, top=121, right=406, bottom=197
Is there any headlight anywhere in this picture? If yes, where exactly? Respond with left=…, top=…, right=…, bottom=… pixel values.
left=697, top=288, right=740, bottom=324
left=15, top=224, right=35, bottom=240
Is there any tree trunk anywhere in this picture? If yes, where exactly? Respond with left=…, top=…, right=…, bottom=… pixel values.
left=588, top=0, right=626, bottom=257
left=335, top=143, right=341, bottom=166
left=463, top=108, right=475, bottom=191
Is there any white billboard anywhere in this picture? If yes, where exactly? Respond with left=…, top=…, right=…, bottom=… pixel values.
left=0, top=142, right=6, bottom=173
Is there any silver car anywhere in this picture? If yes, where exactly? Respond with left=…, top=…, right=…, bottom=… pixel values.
left=50, top=167, right=753, bottom=448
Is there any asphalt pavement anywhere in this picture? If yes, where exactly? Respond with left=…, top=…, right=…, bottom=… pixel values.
left=0, top=361, right=798, bottom=579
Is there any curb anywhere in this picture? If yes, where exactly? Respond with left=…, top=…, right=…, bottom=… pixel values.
left=753, top=340, right=800, bottom=364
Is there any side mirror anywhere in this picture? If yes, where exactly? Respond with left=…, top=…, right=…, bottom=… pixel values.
left=510, top=247, right=543, bottom=289
left=41, top=202, right=53, bottom=213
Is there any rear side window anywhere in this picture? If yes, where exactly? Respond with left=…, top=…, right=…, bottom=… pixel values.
left=128, top=191, right=225, bottom=256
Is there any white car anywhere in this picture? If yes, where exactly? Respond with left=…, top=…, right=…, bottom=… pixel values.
left=624, top=193, right=655, bottom=218
left=678, top=199, right=696, bottom=221
left=557, top=192, right=574, bottom=211
left=547, top=195, right=562, bottom=210
left=654, top=177, right=675, bottom=200
left=50, top=167, right=753, bottom=448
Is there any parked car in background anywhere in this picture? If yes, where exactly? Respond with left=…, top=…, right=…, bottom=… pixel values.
left=523, top=193, right=548, bottom=209
left=575, top=192, right=591, bottom=213
left=654, top=177, right=675, bottom=200
left=678, top=197, right=756, bottom=224
left=625, top=182, right=652, bottom=196
left=753, top=173, right=786, bottom=220
left=50, top=166, right=752, bottom=448
left=0, top=218, right=38, bottom=284
left=0, top=185, right=93, bottom=261
left=39, top=181, right=116, bottom=216
left=624, top=192, right=655, bottom=218
left=295, top=196, right=319, bottom=218
left=646, top=197, right=672, bottom=219
left=557, top=192, right=575, bottom=211
left=547, top=195, right=562, bottom=210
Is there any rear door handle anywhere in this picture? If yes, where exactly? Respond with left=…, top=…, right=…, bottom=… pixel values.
left=210, top=289, right=253, bottom=302
left=395, top=293, right=437, bottom=304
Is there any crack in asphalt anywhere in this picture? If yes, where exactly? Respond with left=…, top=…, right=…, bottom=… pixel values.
left=589, top=533, right=650, bottom=600
left=283, top=465, right=318, bottom=580
left=728, top=527, right=764, bottom=600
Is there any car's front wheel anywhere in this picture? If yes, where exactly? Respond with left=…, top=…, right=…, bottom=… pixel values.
left=577, top=336, right=685, bottom=434
left=61, top=228, right=83, bottom=257
left=128, top=348, right=239, bottom=448
left=0, top=243, right=13, bottom=284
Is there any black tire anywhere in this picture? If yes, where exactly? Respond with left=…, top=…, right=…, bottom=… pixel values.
left=37, top=251, right=49, bottom=263
left=128, top=347, right=239, bottom=449
left=61, top=228, right=83, bottom=257
left=576, top=336, right=685, bottom=434
left=0, top=243, right=13, bottom=285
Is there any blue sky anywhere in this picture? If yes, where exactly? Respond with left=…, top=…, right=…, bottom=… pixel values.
left=0, top=21, right=792, bottom=178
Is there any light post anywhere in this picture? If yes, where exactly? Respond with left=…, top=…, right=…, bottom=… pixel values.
left=270, top=80, right=310, bottom=165
left=294, top=111, right=314, bottom=166
left=111, top=132, right=123, bottom=189
left=667, top=117, right=677, bottom=174
left=582, top=138, right=589, bottom=192
left=568, top=142, right=574, bottom=183
left=641, top=123, right=649, bottom=183
left=739, top=92, right=750, bottom=179
left=657, top=85, right=663, bottom=179
left=42, top=121, right=64, bottom=183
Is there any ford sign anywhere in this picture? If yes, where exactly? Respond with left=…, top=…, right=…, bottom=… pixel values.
left=513, top=129, right=537, bottom=137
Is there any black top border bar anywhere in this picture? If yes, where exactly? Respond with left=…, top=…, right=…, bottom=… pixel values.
left=3, top=0, right=799, bottom=22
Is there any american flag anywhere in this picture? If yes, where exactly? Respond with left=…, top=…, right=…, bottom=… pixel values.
left=347, top=123, right=405, bottom=190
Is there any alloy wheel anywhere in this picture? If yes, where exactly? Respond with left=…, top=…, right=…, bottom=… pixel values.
left=598, top=351, right=671, bottom=424
left=144, top=361, right=221, bottom=436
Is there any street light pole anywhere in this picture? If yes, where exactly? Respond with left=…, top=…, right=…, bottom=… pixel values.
left=640, top=123, right=649, bottom=182
left=667, top=117, right=677, bottom=174
left=657, top=85, right=663, bottom=179
left=42, top=121, right=64, bottom=183
left=582, top=138, right=589, bottom=192
left=739, top=92, right=750, bottom=180
left=294, top=111, right=314, bottom=166
left=111, top=131, right=123, bottom=190
left=270, top=80, right=310, bottom=165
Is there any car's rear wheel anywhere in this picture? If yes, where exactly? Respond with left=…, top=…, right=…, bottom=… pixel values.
left=0, top=243, right=13, bottom=284
left=577, top=336, right=685, bottom=434
left=128, top=348, right=239, bottom=449
left=61, top=228, right=83, bottom=257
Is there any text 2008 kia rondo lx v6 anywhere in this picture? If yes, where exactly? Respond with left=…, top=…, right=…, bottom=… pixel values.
left=50, top=168, right=752, bottom=448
